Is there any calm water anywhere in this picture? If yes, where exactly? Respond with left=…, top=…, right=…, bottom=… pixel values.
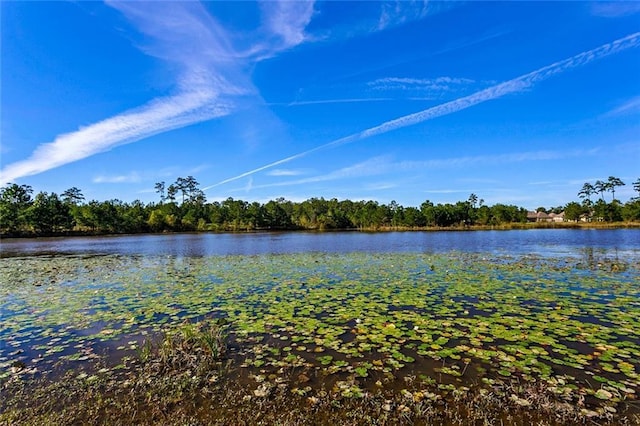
left=1, top=228, right=639, bottom=258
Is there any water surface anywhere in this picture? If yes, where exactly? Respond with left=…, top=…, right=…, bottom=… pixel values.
left=2, top=228, right=638, bottom=258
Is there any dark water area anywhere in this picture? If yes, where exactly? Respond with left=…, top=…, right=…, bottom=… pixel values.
left=2, top=228, right=639, bottom=258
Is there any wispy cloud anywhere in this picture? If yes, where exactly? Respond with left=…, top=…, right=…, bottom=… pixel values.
left=285, top=97, right=395, bottom=106
left=93, top=164, right=210, bottom=185
left=603, top=95, right=640, bottom=117
left=368, top=76, right=476, bottom=94
left=591, top=2, right=640, bottom=17
left=0, top=2, right=246, bottom=184
left=456, top=177, right=500, bottom=185
left=244, top=176, right=254, bottom=193
left=424, top=189, right=473, bottom=194
left=396, top=148, right=599, bottom=170
left=244, top=157, right=392, bottom=191
left=263, top=0, right=315, bottom=48
left=267, top=169, right=307, bottom=177
left=242, top=0, right=316, bottom=61
left=137, top=188, right=158, bottom=194
left=284, top=73, right=481, bottom=109
left=206, top=32, right=640, bottom=190
left=93, top=172, right=142, bottom=184
left=377, top=0, right=432, bottom=30
left=0, top=0, right=314, bottom=185
left=528, top=181, right=555, bottom=186
left=365, top=182, right=397, bottom=191
left=1, top=90, right=233, bottom=185
left=238, top=148, right=595, bottom=193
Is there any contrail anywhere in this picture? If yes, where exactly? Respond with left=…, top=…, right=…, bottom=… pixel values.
left=203, top=32, right=640, bottom=191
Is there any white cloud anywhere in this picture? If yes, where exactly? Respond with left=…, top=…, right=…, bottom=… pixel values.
left=377, top=0, right=431, bottom=30
left=368, top=76, right=476, bottom=93
left=0, top=0, right=316, bottom=185
left=528, top=181, right=555, bottom=186
left=604, top=96, right=640, bottom=117
left=244, top=176, right=254, bottom=193
left=235, top=148, right=595, bottom=192
left=243, top=156, right=392, bottom=190
left=1, top=91, right=231, bottom=185
left=93, top=172, right=142, bottom=184
left=187, top=164, right=212, bottom=175
left=397, top=149, right=598, bottom=170
left=207, top=32, right=640, bottom=189
left=591, top=2, right=640, bottom=17
left=365, top=182, right=397, bottom=191
left=287, top=97, right=394, bottom=106
left=267, top=169, right=306, bottom=177
left=0, top=2, right=246, bottom=185
left=262, top=0, right=315, bottom=48
left=456, top=177, right=500, bottom=185
left=424, top=189, right=472, bottom=194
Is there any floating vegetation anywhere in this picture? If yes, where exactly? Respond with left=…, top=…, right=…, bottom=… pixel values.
left=1, top=250, right=639, bottom=424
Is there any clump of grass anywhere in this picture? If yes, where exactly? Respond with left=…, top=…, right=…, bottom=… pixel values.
left=141, top=318, right=228, bottom=371
left=0, top=318, right=233, bottom=426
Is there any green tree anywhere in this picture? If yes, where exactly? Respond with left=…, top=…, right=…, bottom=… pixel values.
left=121, top=200, right=148, bottom=232
left=61, top=187, right=84, bottom=205
left=402, top=207, right=426, bottom=227
left=148, top=209, right=167, bottom=232
left=420, top=201, right=435, bottom=226
left=388, top=200, right=402, bottom=227
left=222, top=197, right=248, bottom=230
left=26, top=192, right=73, bottom=233
left=166, top=184, right=178, bottom=203
left=564, top=202, right=584, bottom=222
left=264, top=199, right=291, bottom=229
left=174, top=177, right=188, bottom=204
left=75, top=201, right=99, bottom=231
left=592, top=199, right=622, bottom=222
left=607, top=176, right=625, bottom=201
left=1, top=183, right=33, bottom=205
left=468, top=193, right=478, bottom=209
left=154, top=182, right=166, bottom=203
left=633, top=178, right=640, bottom=200
left=173, top=176, right=204, bottom=204
left=0, top=183, right=34, bottom=233
left=622, top=199, right=640, bottom=221
left=594, top=180, right=608, bottom=201
left=578, top=182, right=595, bottom=206
left=489, top=204, right=527, bottom=224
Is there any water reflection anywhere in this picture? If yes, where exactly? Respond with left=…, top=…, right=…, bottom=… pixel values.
left=1, top=229, right=639, bottom=259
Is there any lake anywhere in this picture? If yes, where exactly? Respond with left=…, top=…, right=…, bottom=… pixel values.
left=2, top=228, right=639, bottom=258
left=1, top=229, right=639, bottom=421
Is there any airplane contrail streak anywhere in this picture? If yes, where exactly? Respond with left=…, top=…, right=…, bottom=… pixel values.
left=203, top=32, right=640, bottom=191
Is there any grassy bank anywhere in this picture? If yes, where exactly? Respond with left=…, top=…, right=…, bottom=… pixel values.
left=367, top=221, right=640, bottom=231
left=2, top=220, right=639, bottom=239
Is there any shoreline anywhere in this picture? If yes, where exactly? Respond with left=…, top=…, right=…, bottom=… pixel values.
left=2, top=221, right=640, bottom=240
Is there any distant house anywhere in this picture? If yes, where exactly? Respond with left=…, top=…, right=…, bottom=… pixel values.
left=527, top=211, right=547, bottom=222
left=527, top=211, right=565, bottom=222
left=548, top=212, right=565, bottom=222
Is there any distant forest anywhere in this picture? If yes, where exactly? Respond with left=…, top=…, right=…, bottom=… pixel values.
left=1, top=176, right=639, bottom=237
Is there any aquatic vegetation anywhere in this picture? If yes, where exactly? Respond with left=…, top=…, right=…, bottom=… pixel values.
left=1, top=250, right=639, bottom=423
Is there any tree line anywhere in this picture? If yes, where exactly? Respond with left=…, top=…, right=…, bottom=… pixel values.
left=564, top=176, right=640, bottom=222
left=1, top=175, right=639, bottom=236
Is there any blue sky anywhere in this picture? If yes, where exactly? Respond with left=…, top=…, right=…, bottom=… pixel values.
left=1, top=1, right=639, bottom=209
